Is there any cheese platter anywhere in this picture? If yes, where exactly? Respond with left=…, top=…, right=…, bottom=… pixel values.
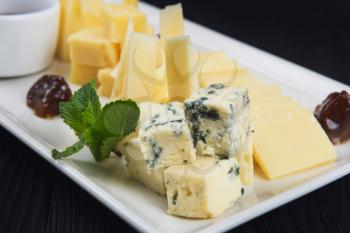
left=0, top=1, right=349, bottom=233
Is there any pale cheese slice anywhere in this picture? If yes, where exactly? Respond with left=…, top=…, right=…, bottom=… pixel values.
left=252, top=100, right=302, bottom=122
left=110, top=21, right=133, bottom=98
left=253, top=109, right=336, bottom=179
left=119, top=32, right=167, bottom=102
left=199, top=52, right=237, bottom=87
left=159, top=3, right=185, bottom=37
left=164, top=35, right=200, bottom=101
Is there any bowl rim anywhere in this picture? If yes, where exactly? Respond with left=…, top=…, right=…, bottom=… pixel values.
left=0, top=0, right=59, bottom=20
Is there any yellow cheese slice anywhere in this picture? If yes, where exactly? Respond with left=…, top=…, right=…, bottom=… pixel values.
left=97, top=68, right=114, bottom=97
left=70, top=63, right=100, bottom=85
left=160, top=3, right=184, bottom=37
left=56, top=0, right=85, bottom=62
left=199, top=52, right=237, bottom=87
left=120, top=33, right=167, bottom=102
left=231, top=69, right=266, bottom=89
left=147, top=25, right=155, bottom=35
left=253, top=109, right=336, bottom=179
left=253, top=100, right=302, bottom=122
left=69, top=28, right=119, bottom=67
left=250, top=84, right=282, bottom=98
left=110, top=23, right=133, bottom=98
left=164, top=35, right=200, bottom=101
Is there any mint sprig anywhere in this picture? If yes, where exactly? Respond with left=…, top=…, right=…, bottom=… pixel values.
left=51, top=80, right=140, bottom=161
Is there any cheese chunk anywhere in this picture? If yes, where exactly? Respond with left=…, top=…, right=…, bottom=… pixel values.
left=81, top=0, right=102, bottom=27
left=101, top=4, right=147, bottom=43
left=184, top=84, right=253, bottom=184
left=164, top=36, right=200, bottom=101
left=137, top=102, right=196, bottom=167
left=122, top=138, right=167, bottom=195
left=69, top=28, right=119, bottom=67
left=199, top=52, right=237, bottom=87
left=165, top=157, right=243, bottom=218
left=70, top=63, right=100, bottom=85
left=119, top=33, right=168, bottom=102
left=254, top=109, right=337, bottom=179
left=97, top=68, right=114, bottom=97
left=119, top=102, right=196, bottom=195
left=56, top=0, right=85, bottom=62
left=122, top=0, right=138, bottom=7
left=160, top=3, right=184, bottom=37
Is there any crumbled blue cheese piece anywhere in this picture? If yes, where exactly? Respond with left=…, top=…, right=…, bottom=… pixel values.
left=119, top=102, right=196, bottom=195
left=164, top=157, right=243, bottom=218
left=184, top=84, right=253, bottom=184
left=121, top=138, right=167, bottom=195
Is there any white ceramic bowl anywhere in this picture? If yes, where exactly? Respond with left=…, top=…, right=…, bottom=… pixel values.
left=0, top=0, right=60, bottom=77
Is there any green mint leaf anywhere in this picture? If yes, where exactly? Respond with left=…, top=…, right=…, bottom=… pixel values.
left=100, top=136, right=121, bottom=161
left=54, top=81, right=140, bottom=162
left=73, top=80, right=100, bottom=113
left=59, top=80, right=101, bottom=137
left=81, top=101, right=99, bottom=127
left=59, top=101, right=85, bottom=137
left=82, top=128, right=104, bottom=161
left=102, top=100, right=140, bottom=137
left=51, top=139, right=85, bottom=159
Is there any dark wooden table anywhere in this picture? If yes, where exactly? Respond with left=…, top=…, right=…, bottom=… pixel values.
left=1, top=1, right=350, bottom=232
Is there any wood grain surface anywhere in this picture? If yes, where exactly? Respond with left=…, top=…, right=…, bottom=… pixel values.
left=1, top=0, right=350, bottom=232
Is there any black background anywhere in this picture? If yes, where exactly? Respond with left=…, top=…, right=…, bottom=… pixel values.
left=1, top=0, right=350, bottom=233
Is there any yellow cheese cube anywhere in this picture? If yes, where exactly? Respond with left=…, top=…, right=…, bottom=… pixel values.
left=253, top=109, right=336, bottom=179
left=70, top=63, right=100, bottom=85
left=101, top=4, right=147, bottom=43
left=69, top=28, right=119, bottom=67
left=164, top=35, right=200, bottom=101
left=122, top=0, right=138, bottom=7
left=160, top=3, right=184, bottom=37
left=56, top=0, right=85, bottom=62
left=119, top=32, right=167, bottom=102
left=81, top=0, right=102, bottom=27
left=97, top=68, right=114, bottom=97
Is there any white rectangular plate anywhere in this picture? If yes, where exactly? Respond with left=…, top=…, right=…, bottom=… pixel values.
left=1, top=2, right=350, bottom=233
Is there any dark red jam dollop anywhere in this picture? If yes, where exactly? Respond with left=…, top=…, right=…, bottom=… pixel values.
left=314, top=90, right=350, bottom=145
left=26, top=74, right=72, bottom=118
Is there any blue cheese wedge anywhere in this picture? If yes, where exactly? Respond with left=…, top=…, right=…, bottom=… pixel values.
left=164, top=157, right=243, bottom=218
left=184, top=84, right=253, bottom=184
left=119, top=102, right=196, bottom=195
